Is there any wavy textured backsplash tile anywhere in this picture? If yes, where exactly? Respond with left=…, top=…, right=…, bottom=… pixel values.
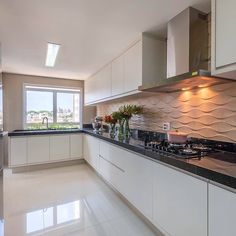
left=97, top=82, right=236, bottom=143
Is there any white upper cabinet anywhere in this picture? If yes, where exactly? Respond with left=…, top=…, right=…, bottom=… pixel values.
left=124, top=41, right=142, bottom=93
left=209, top=184, right=236, bottom=236
left=85, top=33, right=166, bottom=105
left=153, top=163, right=207, bottom=236
left=111, top=56, right=124, bottom=96
left=212, top=0, right=236, bottom=79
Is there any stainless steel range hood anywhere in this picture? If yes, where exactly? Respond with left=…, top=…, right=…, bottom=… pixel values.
left=139, top=7, right=231, bottom=93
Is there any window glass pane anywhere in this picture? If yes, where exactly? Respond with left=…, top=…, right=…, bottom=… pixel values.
left=57, top=93, right=80, bottom=123
left=26, top=90, right=53, bottom=124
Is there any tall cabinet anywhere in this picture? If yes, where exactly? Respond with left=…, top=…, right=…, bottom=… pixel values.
left=212, top=0, right=236, bottom=79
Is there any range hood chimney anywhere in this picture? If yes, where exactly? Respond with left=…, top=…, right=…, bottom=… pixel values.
left=139, top=7, right=231, bottom=93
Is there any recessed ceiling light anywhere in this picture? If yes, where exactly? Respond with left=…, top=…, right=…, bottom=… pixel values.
left=45, top=43, right=60, bottom=67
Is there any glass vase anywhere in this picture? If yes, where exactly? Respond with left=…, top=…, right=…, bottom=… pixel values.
left=124, top=118, right=131, bottom=137
left=117, top=120, right=125, bottom=140
left=109, top=123, right=116, bottom=138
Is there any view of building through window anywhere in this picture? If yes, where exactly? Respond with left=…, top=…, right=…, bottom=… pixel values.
left=25, top=86, right=80, bottom=129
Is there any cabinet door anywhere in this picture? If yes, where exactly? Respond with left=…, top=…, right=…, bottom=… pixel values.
left=209, top=184, right=236, bottom=236
left=153, top=163, right=207, bottom=236
left=99, top=140, right=153, bottom=220
left=96, top=64, right=112, bottom=100
left=85, top=76, right=95, bottom=104
left=215, top=0, right=236, bottom=68
left=111, top=56, right=124, bottom=96
left=83, top=135, right=99, bottom=170
left=9, top=137, right=27, bottom=166
left=124, top=41, right=142, bottom=92
left=70, top=134, right=83, bottom=159
left=28, top=136, right=50, bottom=164
left=50, top=135, right=70, bottom=161
left=99, top=141, right=125, bottom=191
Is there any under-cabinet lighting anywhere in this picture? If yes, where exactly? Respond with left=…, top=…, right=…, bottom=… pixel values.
left=182, top=87, right=191, bottom=91
left=45, top=43, right=60, bottom=67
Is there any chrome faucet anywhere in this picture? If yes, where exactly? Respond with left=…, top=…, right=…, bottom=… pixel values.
left=42, top=117, right=49, bottom=129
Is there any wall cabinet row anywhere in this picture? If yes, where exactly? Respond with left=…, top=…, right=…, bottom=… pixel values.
left=212, top=0, right=236, bottom=79
left=85, top=34, right=166, bottom=105
left=9, top=134, right=83, bottom=167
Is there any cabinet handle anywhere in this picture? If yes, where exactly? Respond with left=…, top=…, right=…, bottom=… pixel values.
left=99, top=155, right=125, bottom=173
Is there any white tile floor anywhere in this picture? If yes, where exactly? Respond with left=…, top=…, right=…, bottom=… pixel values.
left=3, top=164, right=159, bottom=236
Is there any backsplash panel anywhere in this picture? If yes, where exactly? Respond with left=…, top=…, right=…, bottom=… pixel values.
left=97, top=82, right=236, bottom=143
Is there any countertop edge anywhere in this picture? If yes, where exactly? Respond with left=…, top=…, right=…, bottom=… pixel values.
left=83, top=130, right=236, bottom=191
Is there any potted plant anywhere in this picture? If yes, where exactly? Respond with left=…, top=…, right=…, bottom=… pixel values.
left=119, top=105, right=143, bottom=136
left=104, top=115, right=117, bottom=137
left=111, top=111, right=126, bottom=138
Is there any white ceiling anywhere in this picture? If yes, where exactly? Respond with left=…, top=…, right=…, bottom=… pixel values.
left=0, top=0, right=211, bottom=80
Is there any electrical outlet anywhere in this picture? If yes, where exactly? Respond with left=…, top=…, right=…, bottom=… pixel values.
left=163, top=122, right=170, bottom=131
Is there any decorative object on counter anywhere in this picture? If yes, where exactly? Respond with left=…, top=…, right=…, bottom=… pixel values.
left=167, top=130, right=188, bottom=143
left=92, top=116, right=103, bottom=133
left=111, top=111, right=125, bottom=139
left=119, top=105, right=143, bottom=137
left=104, top=115, right=117, bottom=137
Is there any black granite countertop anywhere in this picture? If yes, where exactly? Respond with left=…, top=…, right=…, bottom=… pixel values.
left=83, top=129, right=236, bottom=190
left=8, top=127, right=236, bottom=189
left=8, top=129, right=83, bottom=136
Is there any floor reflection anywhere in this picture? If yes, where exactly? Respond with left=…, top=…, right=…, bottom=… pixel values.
left=3, top=165, right=157, bottom=236
left=26, top=200, right=80, bottom=235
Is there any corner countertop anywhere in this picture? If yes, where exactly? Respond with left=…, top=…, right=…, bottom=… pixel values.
left=7, top=127, right=236, bottom=190
left=83, top=129, right=236, bottom=190
left=8, top=129, right=83, bottom=136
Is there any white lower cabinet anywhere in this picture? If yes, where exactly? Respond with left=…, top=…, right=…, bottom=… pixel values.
left=209, top=184, right=236, bottom=236
left=50, top=135, right=70, bottom=161
left=153, top=163, right=208, bottom=236
left=9, top=137, right=27, bottom=166
left=70, top=134, right=83, bottom=159
left=83, top=135, right=99, bottom=170
left=9, top=133, right=83, bottom=167
left=99, top=140, right=153, bottom=220
left=28, top=136, right=50, bottom=164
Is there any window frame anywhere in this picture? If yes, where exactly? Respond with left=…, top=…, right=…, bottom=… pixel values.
left=23, top=84, right=82, bottom=129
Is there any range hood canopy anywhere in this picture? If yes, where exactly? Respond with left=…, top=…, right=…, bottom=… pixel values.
left=139, top=7, right=233, bottom=93
left=139, top=70, right=231, bottom=93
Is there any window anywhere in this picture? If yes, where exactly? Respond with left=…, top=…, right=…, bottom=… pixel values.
left=24, top=85, right=81, bottom=129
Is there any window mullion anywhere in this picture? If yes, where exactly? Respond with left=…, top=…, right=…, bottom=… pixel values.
left=53, top=91, right=57, bottom=124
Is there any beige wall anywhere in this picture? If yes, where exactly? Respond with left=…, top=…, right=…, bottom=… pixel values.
left=97, top=82, right=236, bottom=143
left=3, top=73, right=84, bottom=131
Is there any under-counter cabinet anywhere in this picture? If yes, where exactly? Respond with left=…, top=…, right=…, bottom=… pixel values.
left=209, top=184, right=236, bottom=236
left=50, top=135, right=70, bottom=161
left=153, top=163, right=207, bottom=236
left=212, top=0, right=236, bottom=79
left=9, top=133, right=83, bottom=167
left=83, top=134, right=99, bottom=171
left=9, top=137, right=27, bottom=166
left=70, top=134, right=83, bottom=159
left=99, top=140, right=153, bottom=221
left=28, top=136, right=50, bottom=164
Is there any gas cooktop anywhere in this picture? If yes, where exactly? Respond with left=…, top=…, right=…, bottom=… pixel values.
left=144, top=140, right=214, bottom=159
